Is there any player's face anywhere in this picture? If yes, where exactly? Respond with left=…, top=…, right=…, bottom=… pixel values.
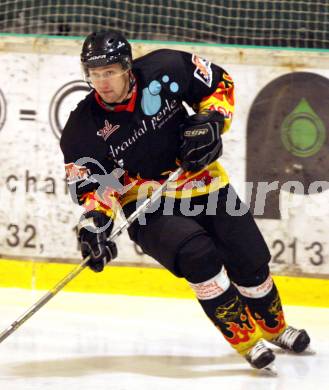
left=88, top=63, right=130, bottom=103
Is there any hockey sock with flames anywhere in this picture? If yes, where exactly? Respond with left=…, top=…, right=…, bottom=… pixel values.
left=235, top=275, right=287, bottom=341
left=189, top=267, right=263, bottom=355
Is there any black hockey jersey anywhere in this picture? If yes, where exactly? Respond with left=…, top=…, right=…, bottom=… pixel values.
left=60, top=49, right=234, bottom=217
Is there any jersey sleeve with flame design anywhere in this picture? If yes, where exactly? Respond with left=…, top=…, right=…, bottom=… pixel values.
left=64, top=162, right=120, bottom=220
left=79, top=190, right=120, bottom=220
left=195, top=72, right=235, bottom=134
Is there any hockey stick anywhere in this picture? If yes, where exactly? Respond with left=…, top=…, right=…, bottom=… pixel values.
left=0, top=167, right=184, bottom=344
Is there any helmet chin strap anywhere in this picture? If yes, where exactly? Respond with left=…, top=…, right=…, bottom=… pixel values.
left=127, top=70, right=135, bottom=93
left=119, top=69, right=135, bottom=101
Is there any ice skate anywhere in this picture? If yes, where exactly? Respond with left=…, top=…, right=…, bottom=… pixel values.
left=270, top=326, right=312, bottom=353
left=245, top=339, right=277, bottom=375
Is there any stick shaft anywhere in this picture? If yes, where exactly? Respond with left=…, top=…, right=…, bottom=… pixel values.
left=0, top=167, right=183, bottom=344
left=111, top=167, right=183, bottom=239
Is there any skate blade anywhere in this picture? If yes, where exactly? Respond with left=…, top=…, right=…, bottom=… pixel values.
left=259, top=362, right=278, bottom=377
left=299, top=345, right=316, bottom=355
left=282, top=345, right=316, bottom=355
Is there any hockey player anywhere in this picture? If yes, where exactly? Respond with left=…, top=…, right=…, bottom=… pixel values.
left=60, top=30, right=311, bottom=373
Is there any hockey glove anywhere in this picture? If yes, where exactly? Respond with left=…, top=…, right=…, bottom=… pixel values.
left=180, top=110, right=224, bottom=172
left=77, top=210, right=117, bottom=272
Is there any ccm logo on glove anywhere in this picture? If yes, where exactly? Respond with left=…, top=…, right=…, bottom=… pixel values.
left=180, top=110, right=225, bottom=172
left=184, top=128, right=209, bottom=137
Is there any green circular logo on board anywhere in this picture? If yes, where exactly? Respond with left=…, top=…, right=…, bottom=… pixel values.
left=281, top=98, right=326, bottom=157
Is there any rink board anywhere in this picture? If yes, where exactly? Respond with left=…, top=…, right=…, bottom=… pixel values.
left=0, top=258, right=329, bottom=308
left=0, top=35, right=328, bottom=282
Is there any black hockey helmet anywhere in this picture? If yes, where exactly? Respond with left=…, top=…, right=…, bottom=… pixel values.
left=81, top=30, right=132, bottom=76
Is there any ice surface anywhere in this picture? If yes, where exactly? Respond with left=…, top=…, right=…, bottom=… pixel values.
left=0, top=288, right=327, bottom=390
